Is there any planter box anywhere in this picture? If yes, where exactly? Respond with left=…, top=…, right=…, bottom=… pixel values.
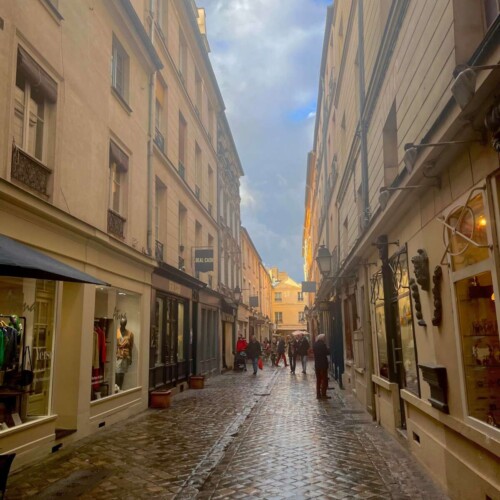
left=150, top=390, right=172, bottom=409
left=189, top=376, right=205, bottom=389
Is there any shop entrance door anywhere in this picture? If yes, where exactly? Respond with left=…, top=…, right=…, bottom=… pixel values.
left=149, top=294, right=187, bottom=389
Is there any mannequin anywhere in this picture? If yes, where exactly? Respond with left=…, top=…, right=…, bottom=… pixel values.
left=115, top=316, right=134, bottom=390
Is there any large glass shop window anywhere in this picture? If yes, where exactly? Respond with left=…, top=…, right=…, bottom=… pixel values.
left=371, top=271, right=389, bottom=378
left=0, top=278, right=56, bottom=431
left=92, top=287, right=141, bottom=399
left=448, top=189, right=500, bottom=428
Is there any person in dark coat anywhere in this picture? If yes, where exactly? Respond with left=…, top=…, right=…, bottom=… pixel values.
left=246, top=335, right=262, bottom=375
left=287, top=335, right=298, bottom=374
left=313, top=334, right=330, bottom=399
left=275, top=337, right=287, bottom=367
left=297, top=333, right=310, bottom=374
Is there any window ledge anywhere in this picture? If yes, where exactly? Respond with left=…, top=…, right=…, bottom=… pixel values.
left=0, top=415, right=56, bottom=437
left=111, top=86, right=132, bottom=114
left=40, top=0, right=64, bottom=23
left=371, top=374, right=395, bottom=391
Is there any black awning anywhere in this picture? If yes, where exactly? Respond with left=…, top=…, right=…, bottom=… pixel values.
left=155, top=262, right=207, bottom=290
left=0, top=234, right=108, bottom=285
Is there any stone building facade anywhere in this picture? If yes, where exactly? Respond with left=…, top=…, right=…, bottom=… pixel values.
left=304, top=0, right=500, bottom=497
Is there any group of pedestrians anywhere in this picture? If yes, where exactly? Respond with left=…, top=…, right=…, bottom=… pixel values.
left=235, top=332, right=332, bottom=400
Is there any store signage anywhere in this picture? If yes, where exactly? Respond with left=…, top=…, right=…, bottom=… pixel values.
left=194, top=248, right=214, bottom=273
left=249, top=296, right=259, bottom=307
left=302, top=281, right=317, bottom=293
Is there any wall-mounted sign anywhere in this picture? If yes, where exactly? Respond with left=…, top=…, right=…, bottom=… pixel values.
left=249, top=296, right=259, bottom=307
left=194, top=248, right=214, bottom=273
left=302, top=281, right=317, bottom=293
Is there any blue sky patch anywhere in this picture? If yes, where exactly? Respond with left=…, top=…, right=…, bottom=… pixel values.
left=286, top=100, right=317, bottom=123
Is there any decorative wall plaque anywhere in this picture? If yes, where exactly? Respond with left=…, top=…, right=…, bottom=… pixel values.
left=431, top=266, right=443, bottom=327
left=411, top=249, right=430, bottom=291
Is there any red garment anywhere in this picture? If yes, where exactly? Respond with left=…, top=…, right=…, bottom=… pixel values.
left=95, top=326, right=107, bottom=363
left=236, top=338, right=248, bottom=353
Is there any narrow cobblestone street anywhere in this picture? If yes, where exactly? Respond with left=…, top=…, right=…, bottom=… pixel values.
left=7, top=363, right=448, bottom=499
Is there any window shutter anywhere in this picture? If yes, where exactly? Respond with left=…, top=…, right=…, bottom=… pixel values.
left=109, top=141, right=129, bottom=171
left=17, top=47, right=57, bottom=103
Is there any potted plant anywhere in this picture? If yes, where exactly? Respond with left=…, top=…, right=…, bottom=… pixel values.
left=189, top=375, right=205, bottom=389
left=150, top=389, right=172, bottom=409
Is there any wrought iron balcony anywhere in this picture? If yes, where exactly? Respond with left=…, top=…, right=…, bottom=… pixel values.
left=11, top=145, right=51, bottom=196
left=107, top=209, right=126, bottom=238
left=154, top=128, right=165, bottom=153
left=155, top=240, right=164, bottom=262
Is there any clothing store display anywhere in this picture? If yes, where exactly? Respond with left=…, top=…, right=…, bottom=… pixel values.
left=116, top=328, right=134, bottom=373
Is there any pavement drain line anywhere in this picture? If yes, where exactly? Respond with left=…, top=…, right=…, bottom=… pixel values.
left=173, top=370, right=281, bottom=499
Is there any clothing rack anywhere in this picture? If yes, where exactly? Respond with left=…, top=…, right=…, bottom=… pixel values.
left=0, top=315, right=27, bottom=372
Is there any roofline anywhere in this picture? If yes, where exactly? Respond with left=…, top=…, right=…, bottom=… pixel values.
left=241, top=226, right=264, bottom=263
left=312, top=4, right=334, bottom=147
left=120, top=0, right=163, bottom=70
left=220, top=112, right=245, bottom=177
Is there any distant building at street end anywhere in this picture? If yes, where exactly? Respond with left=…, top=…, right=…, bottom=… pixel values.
left=269, top=268, right=308, bottom=338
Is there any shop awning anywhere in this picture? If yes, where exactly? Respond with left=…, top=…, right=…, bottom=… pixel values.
left=0, top=234, right=108, bottom=285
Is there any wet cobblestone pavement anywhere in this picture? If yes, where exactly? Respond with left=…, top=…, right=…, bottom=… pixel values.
left=6, top=363, right=448, bottom=499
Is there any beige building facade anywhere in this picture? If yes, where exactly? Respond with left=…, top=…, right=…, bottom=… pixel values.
left=0, top=0, right=253, bottom=470
left=239, top=228, right=273, bottom=345
left=304, top=1, right=500, bottom=497
left=0, top=0, right=160, bottom=468
left=269, top=268, right=307, bottom=338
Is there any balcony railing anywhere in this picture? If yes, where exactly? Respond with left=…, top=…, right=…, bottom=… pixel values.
left=154, top=128, right=165, bottom=153
left=155, top=240, right=164, bottom=262
left=107, top=209, right=126, bottom=238
left=11, top=145, right=51, bottom=196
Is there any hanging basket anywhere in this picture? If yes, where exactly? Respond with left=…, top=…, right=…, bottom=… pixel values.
left=150, top=390, right=172, bottom=409
left=189, top=375, right=205, bottom=389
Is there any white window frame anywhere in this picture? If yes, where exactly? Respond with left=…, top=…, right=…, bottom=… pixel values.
left=112, top=36, right=129, bottom=101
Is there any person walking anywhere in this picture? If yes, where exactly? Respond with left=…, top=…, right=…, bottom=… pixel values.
left=275, top=336, right=287, bottom=367
left=313, top=334, right=330, bottom=400
left=246, top=335, right=262, bottom=375
left=288, top=335, right=298, bottom=374
left=236, top=334, right=248, bottom=371
left=297, top=333, right=310, bottom=374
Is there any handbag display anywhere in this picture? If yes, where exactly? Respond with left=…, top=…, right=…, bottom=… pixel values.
left=5, top=347, right=33, bottom=387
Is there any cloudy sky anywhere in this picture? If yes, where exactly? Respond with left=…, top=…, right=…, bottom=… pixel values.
left=200, top=0, right=330, bottom=282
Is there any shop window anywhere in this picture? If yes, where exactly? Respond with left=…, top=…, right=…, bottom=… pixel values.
left=344, top=294, right=357, bottom=361
left=92, top=287, right=141, bottom=399
left=372, top=271, right=389, bottom=378
left=111, top=35, right=129, bottom=103
left=447, top=187, right=500, bottom=428
left=0, top=278, right=57, bottom=430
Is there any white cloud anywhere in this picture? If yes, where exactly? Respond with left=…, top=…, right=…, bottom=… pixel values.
left=201, top=0, right=329, bottom=279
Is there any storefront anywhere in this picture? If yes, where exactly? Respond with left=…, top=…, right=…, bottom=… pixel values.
left=0, top=230, right=155, bottom=469
left=149, top=264, right=202, bottom=392
left=221, top=298, right=237, bottom=370
left=196, top=288, right=220, bottom=376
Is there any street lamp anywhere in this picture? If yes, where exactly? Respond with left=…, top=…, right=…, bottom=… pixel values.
left=233, top=286, right=242, bottom=303
left=315, top=245, right=332, bottom=277
left=451, top=65, right=500, bottom=110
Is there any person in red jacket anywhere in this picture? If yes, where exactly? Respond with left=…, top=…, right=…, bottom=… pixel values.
left=236, top=334, right=248, bottom=371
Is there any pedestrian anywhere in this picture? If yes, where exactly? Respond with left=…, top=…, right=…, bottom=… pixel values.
left=288, top=335, right=298, bottom=374
left=297, top=333, right=310, bottom=374
left=275, top=336, right=287, bottom=367
left=246, top=335, right=262, bottom=375
left=313, top=334, right=330, bottom=400
left=270, top=340, right=277, bottom=366
left=236, top=334, right=248, bottom=371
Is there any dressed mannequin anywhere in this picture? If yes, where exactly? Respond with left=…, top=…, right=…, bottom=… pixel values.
left=115, top=316, right=134, bottom=390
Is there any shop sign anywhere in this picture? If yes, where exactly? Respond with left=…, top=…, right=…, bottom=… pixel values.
left=302, top=281, right=317, bottom=293
left=249, top=296, right=259, bottom=307
left=194, top=248, right=214, bottom=273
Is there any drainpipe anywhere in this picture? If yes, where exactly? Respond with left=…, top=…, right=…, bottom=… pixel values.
left=146, top=0, right=156, bottom=257
left=358, top=0, right=370, bottom=224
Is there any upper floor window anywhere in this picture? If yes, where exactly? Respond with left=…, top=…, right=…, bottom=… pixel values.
left=483, top=0, right=499, bottom=29
left=112, top=36, right=129, bottom=103
left=108, top=141, right=128, bottom=238
left=13, top=47, right=57, bottom=164
left=297, top=292, right=304, bottom=302
left=178, top=113, right=187, bottom=176
left=275, top=312, right=283, bottom=324
left=179, top=31, right=188, bottom=82
left=275, top=292, right=282, bottom=302
left=298, top=311, right=305, bottom=322
left=195, top=70, right=202, bottom=116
